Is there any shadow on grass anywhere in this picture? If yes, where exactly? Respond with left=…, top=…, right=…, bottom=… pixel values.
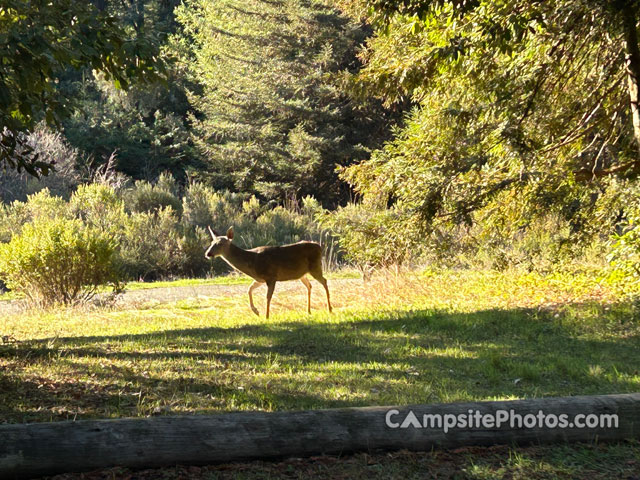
left=1, top=303, right=639, bottom=423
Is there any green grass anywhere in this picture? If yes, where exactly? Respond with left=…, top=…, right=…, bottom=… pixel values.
left=125, top=275, right=253, bottom=290
left=2, top=268, right=638, bottom=477
left=123, top=270, right=360, bottom=291
left=1, top=269, right=638, bottom=424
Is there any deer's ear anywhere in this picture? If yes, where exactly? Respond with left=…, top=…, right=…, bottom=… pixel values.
left=208, top=226, right=217, bottom=239
left=226, top=226, right=234, bottom=240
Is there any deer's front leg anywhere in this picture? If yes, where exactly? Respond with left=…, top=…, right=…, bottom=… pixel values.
left=248, top=280, right=263, bottom=316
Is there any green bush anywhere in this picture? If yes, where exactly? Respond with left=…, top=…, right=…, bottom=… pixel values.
left=0, top=189, right=69, bottom=243
left=70, top=183, right=126, bottom=234
left=119, top=207, right=192, bottom=280
left=607, top=214, right=640, bottom=292
left=0, top=178, right=335, bottom=285
left=0, top=218, right=122, bottom=307
left=181, top=182, right=249, bottom=230
left=319, top=203, right=419, bottom=270
left=124, top=173, right=182, bottom=215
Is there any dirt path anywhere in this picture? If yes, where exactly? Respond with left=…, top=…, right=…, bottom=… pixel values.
left=0, top=278, right=360, bottom=315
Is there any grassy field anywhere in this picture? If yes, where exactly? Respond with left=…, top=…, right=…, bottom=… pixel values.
left=1, top=268, right=639, bottom=478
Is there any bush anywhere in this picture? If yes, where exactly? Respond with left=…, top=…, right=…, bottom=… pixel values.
left=0, top=189, right=69, bottom=243
left=0, top=178, right=335, bottom=286
left=181, top=182, right=249, bottom=230
left=607, top=213, right=640, bottom=293
left=0, top=124, right=84, bottom=204
left=123, top=173, right=182, bottom=215
left=0, top=218, right=123, bottom=307
left=320, top=203, right=419, bottom=270
left=119, top=207, right=192, bottom=280
left=70, top=183, right=126, bottom=234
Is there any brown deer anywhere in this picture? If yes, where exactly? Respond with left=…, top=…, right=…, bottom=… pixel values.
left=205, top=226, right=332, bottom=319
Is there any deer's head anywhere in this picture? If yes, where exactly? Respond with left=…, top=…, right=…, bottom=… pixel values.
left=205, top=226, right=234, bottom=259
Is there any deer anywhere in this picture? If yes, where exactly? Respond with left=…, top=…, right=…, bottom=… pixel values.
left=204, top=226, right=332, bottom=319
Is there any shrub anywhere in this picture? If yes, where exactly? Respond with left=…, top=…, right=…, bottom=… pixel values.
left=0, top=218, right=123, bottom=307
left=0, top=177, right=335, bottom=285
left=607, top=213, right=640, bottom=293
left=181, top=182, right=250, bottom=230
left=119, top=207, right=192, bottom=280
left=320, top=203, right=419, bottom=271
left=0, top=189, right=69, bottom=243
left=70, top=183, right=126, bottom=234
left=182, top=182, right=216, bottom=228
left=123, top=173, right=182, bottom=215
left=0, top=124, right=84, bottom=204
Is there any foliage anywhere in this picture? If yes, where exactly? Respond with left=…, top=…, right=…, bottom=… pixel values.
left=328, top=0, right=640, bottom=267
left=0, top=217, right=122, bottom=307
left=118, top=207, right=189, bottom=280
left=174, top=0, right=390, bottom=205
left=0, top=177, right=334, bottom=284
left=0, top=189, right=70, bottom=244
left=608, top=222, right=640, bottom=290
left=123, top=172, right=183, bottom=214
left=606, top=181, right=640, bottom=291
left=61, top=66, right=196, bottom=180
left=0, top=0, right=164, bottom=175
left=70, top=183, right=127, bottom=234
left=319, top=203, right=420, bottom=269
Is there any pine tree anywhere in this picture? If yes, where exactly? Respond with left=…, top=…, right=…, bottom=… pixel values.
left=175, top=0, right=389, bottom=205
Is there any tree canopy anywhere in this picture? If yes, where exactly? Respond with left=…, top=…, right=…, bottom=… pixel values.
left=3, top=0, right=640, bottom=271
left=333, top=0, right=640, bottom=242
left=175, top=0, right=390, bottom=205
left=0, top=0, right=164, bottom=176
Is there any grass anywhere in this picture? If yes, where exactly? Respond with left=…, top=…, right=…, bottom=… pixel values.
left=122, top=269, right=360, bottom=291
left=1, top=268, right=638, bottom=477
left=1, top=268, right=638, bottom=423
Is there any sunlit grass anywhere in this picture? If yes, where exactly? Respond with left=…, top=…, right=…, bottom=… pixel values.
left=0, top=268, right=638, bottom=425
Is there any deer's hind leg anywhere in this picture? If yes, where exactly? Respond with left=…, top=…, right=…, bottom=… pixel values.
left=310, top=267, right=332, bottom=313
left=300, top=276, right=312, bottom=314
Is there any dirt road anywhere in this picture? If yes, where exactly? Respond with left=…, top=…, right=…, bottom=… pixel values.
left=0, top=278, right=360, bottom=315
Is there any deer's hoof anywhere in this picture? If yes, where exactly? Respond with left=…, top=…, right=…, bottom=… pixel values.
left=251, top=306, right=260, bottom=316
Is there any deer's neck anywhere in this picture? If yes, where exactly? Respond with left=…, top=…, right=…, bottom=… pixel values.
left=221, top=243, right=258, bottom=279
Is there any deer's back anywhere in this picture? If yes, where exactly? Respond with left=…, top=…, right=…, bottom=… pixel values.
left=249, top=241, right=322, bottom=281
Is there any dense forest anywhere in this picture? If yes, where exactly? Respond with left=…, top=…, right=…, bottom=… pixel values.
left=2, top=0, right=640, bottom=292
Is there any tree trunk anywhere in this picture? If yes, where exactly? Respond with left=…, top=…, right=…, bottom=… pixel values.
left=622, top=2, right=640, bottom=149
left=1, top=393, right=639, bottom=479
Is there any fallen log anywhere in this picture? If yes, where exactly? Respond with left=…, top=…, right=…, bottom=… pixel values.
left=1, top=393, right=639, bottom=479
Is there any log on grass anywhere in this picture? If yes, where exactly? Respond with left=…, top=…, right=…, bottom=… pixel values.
left=1, top=393, right=639, bottom=479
